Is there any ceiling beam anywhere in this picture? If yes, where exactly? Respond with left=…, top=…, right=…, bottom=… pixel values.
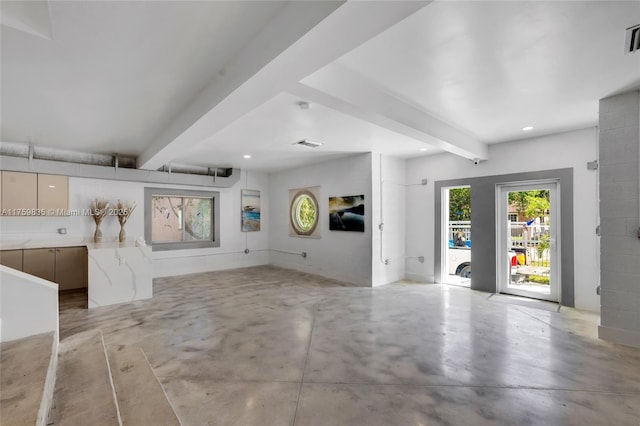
left=138, top=1, right=431, bottom=170
left=1, top=0, right=53, bottom=40
left=293, top=63, right=488, bottom=160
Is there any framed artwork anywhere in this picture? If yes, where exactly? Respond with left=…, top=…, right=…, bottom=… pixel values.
left=329, top=195, right=365, bottom=232
left=289, top=186, right=320, bottom=238
left=241, top=189, right=260, bottom=232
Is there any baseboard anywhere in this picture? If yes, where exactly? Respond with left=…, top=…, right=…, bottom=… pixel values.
left=598, top=325, right=640, bottom=348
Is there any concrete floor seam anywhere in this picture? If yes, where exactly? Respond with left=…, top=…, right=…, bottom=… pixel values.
left=291, top=302, right=319, bottom=426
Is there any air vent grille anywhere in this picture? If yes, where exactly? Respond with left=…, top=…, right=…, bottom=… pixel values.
left=625, top=24, right=640, bottom=54
left=294, top=139, right=323, bottom=148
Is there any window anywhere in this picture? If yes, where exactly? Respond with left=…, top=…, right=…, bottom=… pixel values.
left=144, top=188, right=220, bottom=250
left=508, top=213, right=518, bottom=222
left=289, top=187, right=320, bottom=237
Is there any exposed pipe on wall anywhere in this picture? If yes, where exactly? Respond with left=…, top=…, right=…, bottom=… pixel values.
left=379, top=153, right=386, bottom=264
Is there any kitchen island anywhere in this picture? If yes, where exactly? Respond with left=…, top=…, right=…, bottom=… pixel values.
left=0, top=239, right=152, bottom=308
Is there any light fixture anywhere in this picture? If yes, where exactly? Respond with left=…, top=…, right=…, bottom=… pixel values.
left=522, top=126, right=534, bottom=131
left=243, top=154, right=251, bottom=159
left=419, top=148, right=428, bottom=152
left=48, top=185, right=56, bottom=188
left=297, top=101, right=310, bottom=110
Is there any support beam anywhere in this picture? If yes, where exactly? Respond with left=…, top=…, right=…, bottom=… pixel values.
left=295, top=63, right=488, bottom=160
left=138, top=1, right=431, bottom=170
left=0, top=0, right=53, bottom=40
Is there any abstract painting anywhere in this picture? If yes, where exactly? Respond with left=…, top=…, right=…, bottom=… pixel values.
left=329, top=195, right=365, bottom=232
left=241, top=189, right=260, bottom=232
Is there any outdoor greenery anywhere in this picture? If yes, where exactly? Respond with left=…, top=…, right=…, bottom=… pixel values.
left=528, top=275, right=550, bottom=285
left=537, top=233, right=550, bottom=258
left=530, top=259, right=550, bottom=268
left=508, top=190, right=550, bottom=220
left=449, top=188, right=550, bottom=223
left=449, top=187, right=471, bottom=220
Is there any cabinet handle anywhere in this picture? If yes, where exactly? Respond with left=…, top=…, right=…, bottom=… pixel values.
left=56, top=248, right=60, bottom=252
left=49, top=249, right=55, bottom=253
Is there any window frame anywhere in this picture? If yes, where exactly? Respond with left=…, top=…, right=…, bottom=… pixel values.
left=144, top=187, right=220, bottom=251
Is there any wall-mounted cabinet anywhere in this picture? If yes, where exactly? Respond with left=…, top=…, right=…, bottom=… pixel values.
left=0, top=171, right=68, bottom=215
left=38, top=174, right=68, bottom=213
left=1, top=171, right=38, bottom=211
left=2, top=246, right=87, bottom=291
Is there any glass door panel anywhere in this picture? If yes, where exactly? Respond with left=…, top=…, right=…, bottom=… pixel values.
left=497, top=182, right=559, bottom=302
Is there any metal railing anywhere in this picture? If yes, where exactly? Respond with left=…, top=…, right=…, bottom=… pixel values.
left=448, top=221, right=551, bottom=269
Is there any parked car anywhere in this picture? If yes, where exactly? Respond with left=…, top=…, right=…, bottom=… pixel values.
left=448, top=242, right=517, bottom=279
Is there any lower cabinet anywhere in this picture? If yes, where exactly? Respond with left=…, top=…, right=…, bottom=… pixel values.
left=55, top=247, right=87, bottom=291
left=15, top=246, right=87, bottom=291
left=23, top=248, right=56, bottom=282
left=0, top=250, right=23, bottom=270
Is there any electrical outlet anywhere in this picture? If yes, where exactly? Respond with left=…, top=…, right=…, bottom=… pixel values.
left=418, top=256, right=424, bottom=263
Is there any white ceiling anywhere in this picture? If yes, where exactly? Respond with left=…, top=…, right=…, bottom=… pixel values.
left=173, top=92, right=435, bottom=172
left=2, top=1, right=639, bottom=173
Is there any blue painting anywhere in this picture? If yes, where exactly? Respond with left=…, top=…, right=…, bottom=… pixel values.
left=329, top=195, right=364, bottom=232
left=241, top=189, right=260, bottom=232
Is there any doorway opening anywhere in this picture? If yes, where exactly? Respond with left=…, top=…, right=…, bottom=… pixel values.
left=442, top=186, right=472, bottom=287
left=497, top=181, right=560, bottom=302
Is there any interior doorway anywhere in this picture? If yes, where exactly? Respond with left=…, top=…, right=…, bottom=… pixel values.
left=442, top=186, right=472, bottom=287
left=497, top=181, right=560, bottom=302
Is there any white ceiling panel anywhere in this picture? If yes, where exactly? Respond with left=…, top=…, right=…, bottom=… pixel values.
left=1, top=0, right=287, bottom=155
left=172, top=92, right=437, bottom=173
left=2, top=1, right=639, bottom=172
left=337, top=1, right=640, bottom=143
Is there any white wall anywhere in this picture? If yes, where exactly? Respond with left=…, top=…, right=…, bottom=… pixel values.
left=268, top=154, right=373, bottom=286
left=0, top=265, right=58, bottom=342
left=371, top=154, right=408, bottom=287
left=0, top=170, right=270, bottom=277
left=406, top=127, right=600, bottom=311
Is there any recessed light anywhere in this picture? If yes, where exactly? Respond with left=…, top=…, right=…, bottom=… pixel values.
left=419, top=148, right=428, bottom=152
left=243, top=154, right=251, bottom=159
left=522, top=126, right=534, bottom=131
left=48, top=185, right=56, bottom=188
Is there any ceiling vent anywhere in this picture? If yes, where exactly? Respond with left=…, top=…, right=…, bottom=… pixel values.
left=294, top=139, right=323, bottom=148
left=625, top=24, right=640, bottom=54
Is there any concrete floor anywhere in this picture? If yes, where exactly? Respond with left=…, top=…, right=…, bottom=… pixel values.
left=59, top=265, right=640, bottom=425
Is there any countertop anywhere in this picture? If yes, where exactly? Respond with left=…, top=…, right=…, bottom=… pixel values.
left=0, top=238, right=145, bottom=251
